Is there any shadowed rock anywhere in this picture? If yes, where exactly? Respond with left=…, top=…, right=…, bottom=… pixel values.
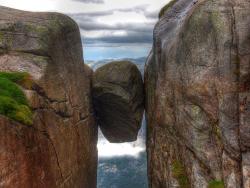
left=93, top=61, right=144, bottom=143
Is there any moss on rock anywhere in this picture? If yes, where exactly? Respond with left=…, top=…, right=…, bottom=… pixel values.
left=0, top=72, right=33, bottom=89
left=208, top=180, right=224, bottom=188
left=0, top=72, right=33, bottom=125
left=0, top=31, right=4, bottom=43
left=172, top=160, right=190, bottom=188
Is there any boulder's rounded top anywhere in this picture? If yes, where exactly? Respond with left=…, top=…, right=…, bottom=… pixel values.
left=94, top=61, right=142, bottom=86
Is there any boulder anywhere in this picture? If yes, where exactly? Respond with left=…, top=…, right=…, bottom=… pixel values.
left=145, top=0, right=250, bottom=187
left=93, top=61, right=144, bottom=143
left=0, top=6, right=97, bottom=188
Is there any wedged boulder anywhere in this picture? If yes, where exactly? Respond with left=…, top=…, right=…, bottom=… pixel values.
left=93, top=61, right=144, bottom=143
left=0, top=6, right=97, bottom=188
left=145, top=0, right=250, bottom=187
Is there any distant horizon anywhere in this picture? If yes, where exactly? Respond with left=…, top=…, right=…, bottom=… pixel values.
left=84, top=54, right=148, bottom=62
left=83, top=43, right=152, bottom=61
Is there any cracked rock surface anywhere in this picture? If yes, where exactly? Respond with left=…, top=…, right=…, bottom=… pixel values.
left=93, top=61, right=144, bottom=143
left=0, top=6, right=97, bottom=188
left=145, top=0, right=250, bottom=187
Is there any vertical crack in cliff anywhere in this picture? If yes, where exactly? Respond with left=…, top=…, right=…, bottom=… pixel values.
left=37, top=114, right=64, bottom=181
left=46, top=135, right=64, bottom=181
left=230, top=2, right=244, bottom=187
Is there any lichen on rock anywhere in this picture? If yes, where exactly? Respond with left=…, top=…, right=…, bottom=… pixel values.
left=171, top=160, right=190, bottom=188
left=208, top=180, right=224, bottom=188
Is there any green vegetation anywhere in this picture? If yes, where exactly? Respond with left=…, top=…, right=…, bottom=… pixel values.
left=172, top=160, right=190, bottom=188
left=0, top=72, right=33, bottom=89
left=0, top=72, right=33, bottom=125
left=159, top=0, right=177, bottom=18
left=0, top=31, right=4, bottom=42
left=208, top=180, right=224, bottom=188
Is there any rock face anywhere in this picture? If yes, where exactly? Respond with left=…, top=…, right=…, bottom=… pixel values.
left=145, top=0, right=250, bottom=187
left=0, top=6, right=97, bottom=188
left=93, top=61, right=144, bottom=143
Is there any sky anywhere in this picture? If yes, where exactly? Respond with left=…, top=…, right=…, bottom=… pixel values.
left=0, top=0, right=170, bottom=61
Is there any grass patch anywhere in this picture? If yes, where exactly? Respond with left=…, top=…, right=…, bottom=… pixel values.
left=0, top=72, right=33, bottom=125
left=208, top=180, right=224, bottom=188
left=159, top=0, right=178, bottom=18
left=0, top=72, right=33, bottom=89
left=172, top=160, right=190, bottom=188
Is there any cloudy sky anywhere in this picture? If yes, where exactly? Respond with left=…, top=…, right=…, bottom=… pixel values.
left=0, top=0, right=169, bottom=60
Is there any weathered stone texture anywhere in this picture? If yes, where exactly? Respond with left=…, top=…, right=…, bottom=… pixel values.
left=145, top=0, right=250, bottom=187
left=93, top=61, right=144, bottom=143
left=0, top=6, right=97, bottom=188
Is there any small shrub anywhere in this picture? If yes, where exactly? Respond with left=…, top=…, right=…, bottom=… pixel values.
left=14, top=104, right=33, bottom=125
left=0, top=72, right=33, bottom=125
left=208, top=180, right=224, bottom=188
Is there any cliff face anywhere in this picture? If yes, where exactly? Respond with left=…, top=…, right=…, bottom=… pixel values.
left=0, top=6, right=97, bottom=188
left=145, top=0, right=250, bottom=187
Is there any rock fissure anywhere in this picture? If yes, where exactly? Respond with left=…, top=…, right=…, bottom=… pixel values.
left=40, top=128, right=64, bottom=181
left=231, top=4, right=244, bottom=187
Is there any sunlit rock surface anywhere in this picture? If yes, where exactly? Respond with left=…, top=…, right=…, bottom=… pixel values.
left=0, top=6, right=97, bottom=188
left=93, top=61, right=144, bottom=143
left=145, top=0, right=250, bottom=187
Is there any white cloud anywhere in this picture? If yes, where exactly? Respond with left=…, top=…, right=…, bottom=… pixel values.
left=0, top=0, right=171, bottom=57
left=97, top=141, right=145, bottom=158
left=97, top=129, right=145, bottom=158
left=0, top=0, right=56, bottom=11
left=72, top=0, right=104, bottom=4
left=0, top=0, right=169, bottom=15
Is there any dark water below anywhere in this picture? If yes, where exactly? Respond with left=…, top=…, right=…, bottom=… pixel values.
left=97, top=152, right=148, bottom=188
left=97, top=118, right=148, bottom=188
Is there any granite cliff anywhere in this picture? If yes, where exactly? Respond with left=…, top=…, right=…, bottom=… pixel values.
left=0, top=6, right=97, bottom=188
left=145, top=0, right=250, bottom=187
